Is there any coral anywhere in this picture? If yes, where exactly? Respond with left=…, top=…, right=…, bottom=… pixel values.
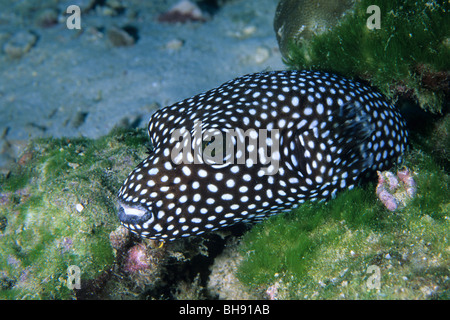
left=376, top=168, right=417, bottom=211
left=397, top=168, right=417, bottom=198
left=277, top=0, right=450, bottom=113
left=123, top=242, right=167, bottom=289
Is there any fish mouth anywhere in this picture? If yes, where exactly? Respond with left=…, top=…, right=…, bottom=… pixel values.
left=117, top=202, right=154, bottom=226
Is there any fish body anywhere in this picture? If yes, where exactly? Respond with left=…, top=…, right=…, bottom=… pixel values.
left=117, top=70, right=408, bottom=241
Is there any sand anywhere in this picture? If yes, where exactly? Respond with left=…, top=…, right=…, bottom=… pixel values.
left=0, top=0, right=284, bottom=169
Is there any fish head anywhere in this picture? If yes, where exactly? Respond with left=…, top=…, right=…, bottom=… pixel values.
left=117, top=152, right=164, bottom=239
left=116, top=114, right=235, bottom=240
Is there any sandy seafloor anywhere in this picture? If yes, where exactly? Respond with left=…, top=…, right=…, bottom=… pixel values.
left=0, top=0, right=284, bottom=170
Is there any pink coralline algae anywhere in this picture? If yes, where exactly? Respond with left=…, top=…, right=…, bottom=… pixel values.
left=376, top=168, right=417, bottom=211
left=397, top=168, right=417, bottom=198
left=124, top=244, right=151, bottom=273
left=122, top=241, right=167, bottom=289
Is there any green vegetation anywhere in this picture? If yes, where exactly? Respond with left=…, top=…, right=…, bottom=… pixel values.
left=284, top=0, right=449, bottom=113
left=0, top=128, right=148, bottom=299
left=237, top=145, right=450, bottom=299
left=265, top=4, right=450, bottom=295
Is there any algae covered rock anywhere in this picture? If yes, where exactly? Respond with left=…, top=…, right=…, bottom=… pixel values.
left=274, top=0, right=356, bottom=60
left=236, top=147, right=449, bottom=299
left=0, top=128, right=148, bottom=299
left=275, top=0, right=449, bottom=113
left=0, top=126, right=238, bottom=300
left=0, top=128, right=252, bottom=300
left=207, top=238, right=265, bottom=300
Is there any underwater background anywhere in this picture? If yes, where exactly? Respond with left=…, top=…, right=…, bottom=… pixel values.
left=0, top=0, right=448, bottom=299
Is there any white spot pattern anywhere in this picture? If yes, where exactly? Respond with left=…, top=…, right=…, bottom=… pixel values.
left=118, top=70, right=408, bottom=241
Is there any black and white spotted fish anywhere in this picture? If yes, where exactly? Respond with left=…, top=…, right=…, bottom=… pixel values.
left=117, top=70, right=408, bottom=241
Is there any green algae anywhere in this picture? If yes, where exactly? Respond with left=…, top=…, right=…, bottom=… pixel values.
left=0, top=125, right=447, bottom=300
left=283, top=0, right=449, bottom=113
left=237, top=146, right=449, bottom=299
left=0, top=128, right=149, bottom=299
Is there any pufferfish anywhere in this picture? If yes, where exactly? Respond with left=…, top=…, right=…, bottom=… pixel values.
left=117, top=70, right=408, bottom=241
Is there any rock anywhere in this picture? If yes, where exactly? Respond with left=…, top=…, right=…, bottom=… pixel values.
left=107, top=26, right=136, bottom=47
left=165, top=38, right=185, bottom=50
left=158, top=0, right=206, bottom=23
left=109, top=225, right=130, bottom=251
left=0, top=129, right=157, bottom=299
left=275, top=0, right=448, bottom=113
left=35, top=8, right=58, bottom=27
left=228, top=25, right=257, bottom=40
left=240, top=45, right=272, bottom=65
left=3, top=31, right=38, bottom=59
left=274, top=0, right=356, bottom=60
left=71, top=111, right=88, bottom=128
left=253, top=46, right=271, bottom=64
left=207, top=239, right=264, bottom=299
